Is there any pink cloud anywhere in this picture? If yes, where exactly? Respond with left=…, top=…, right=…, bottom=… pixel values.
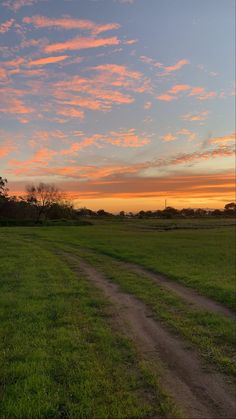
left=28, top=55, right=69, bottom=66
left=57, top=107, right=85, bottom=119
left=105, top=129, right=150, bottom=147
left=156, top=94, right=177, bottom=102
left=188, top=87, right=217, bottom=100
left=0, top=142, right=16, bottom=158
left=44, top=36, right=120, bottom=53
left=182, top=111, right=209, bottom=122
left=140, top=55, right=189, bottom=74
left=158, top=85, right=217, bottom=102
left=209, top=133, right=235, bottom=146
left=0, top=68, right=8, bottom=80
left=177, top=128, right=196, bottom=141
left=164, top=59, right=190, bottom=73
left=7, top=141, right=235, bottom=179
left=197, top=91, right=217, bottom=101
left=3, top=57, right=25, bottom=67
left=169, top=84, right=191, bottom=94
left=59, top=129, right=150, bottom=155
left=3, top=0, right=38, bottom=11
left=0, top=97, right=34, bottom=115
left=161, top=129, right=196, bottom=142
left=144, top=101, right=152, bottom=110
left=0, top=19, right=15, bottom=33
left=23, top=15, right=120, bottom=35
left=92, top=63, right=142, bottom=80
left=161, top=133, right=177, bottom=142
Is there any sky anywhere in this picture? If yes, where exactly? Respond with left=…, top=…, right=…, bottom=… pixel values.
left=0, top=0, right=235, bottom=211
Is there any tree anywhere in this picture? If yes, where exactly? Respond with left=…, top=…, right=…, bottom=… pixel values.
left=224, top=202, right=236, bottom=216
left=224, top=202, right=236, bottom=211
left=25, top=183, right=62, bottom=222
left=0, top=177, right=8, bottom=197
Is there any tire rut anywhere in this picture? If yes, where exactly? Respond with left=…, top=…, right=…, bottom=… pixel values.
left=65, top=253, right=236, bottom=419
left=122, top=262, right=236, bottom=321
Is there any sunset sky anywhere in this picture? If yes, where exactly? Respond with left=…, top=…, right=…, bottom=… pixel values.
left=0, top=0, right=235, bottom=211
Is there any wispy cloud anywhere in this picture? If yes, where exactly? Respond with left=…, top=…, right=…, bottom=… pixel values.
left=23, top=15, right=120, bottom=35
left=28, top=55, right=69, bottom=66
left=0, top=142, right=17, bottom=158
left=3, top=0, right=39, bottom=11
left=161, top=133, right=177, bottom=142
left=161, top=129, right=196, bottom=142
left=140, top=55, right=189, bottom=75
left=208, top=133, right=235, bottom=147
left=182, top=111, right=209, bottom=122
left=0, top=19, right=15, bottom=33
left=7, top=134, right=235, bottom=179
left=44, top=35, right=120, bottom=53
left=157, top=84, right=217, bottom=102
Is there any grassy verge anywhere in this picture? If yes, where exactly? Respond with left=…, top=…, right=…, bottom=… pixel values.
left=0, top=233, right=182, bottom=419
left=11, top=220, right=235, bottom=310
left=61, top=245, right=236, bottom=377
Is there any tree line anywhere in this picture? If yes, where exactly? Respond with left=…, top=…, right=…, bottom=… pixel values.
left=0, top=176, right=235, bottom=226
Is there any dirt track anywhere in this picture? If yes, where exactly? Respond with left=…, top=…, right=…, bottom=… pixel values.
left=124, top=262, right=236, bottom=321
left=64, top=253, right=236, bottom=419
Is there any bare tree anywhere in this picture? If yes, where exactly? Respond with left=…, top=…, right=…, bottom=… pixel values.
left=26, top=182, right=62, bottom=222
left=0, top=177, right=8, bottom=197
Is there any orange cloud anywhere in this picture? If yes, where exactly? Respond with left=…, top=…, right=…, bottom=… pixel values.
left=23, top=15, right=120, bottom=35
left=158, top=85, right=217, bottom=102
left=161, top=133, right=177, bottom=142
left=209, top=133, right=235, bottom=146
left=9, top=171, right=235, bottom=212
left=92, top=64, right=142, bottom=80
left=44, top=36, right=120, bottom=53
left=0, top=97, right=34, bottom=115
left=3, top=0, right=37, bottom=11
left=140, top=56, right=189, bottom=74
left=169, top=84, right=191, bottom=94
left=161, top=129, right=196, bottom=142
left=0, top=142, right=16, bottom=158
left=0, top=19, right=15, bottom=33
left=53, top=72, right=135, bottom=113
left=8, top=140, right=235, bottom=180
left=177, top=128, right=196, bottom=141
left=9, top=147, right=57, bottom=174
left=0, top=68, right=8, bottom=80
left=57, top=107, right=85, bottom=119
left=105, top=129, right=150, bottom=147
left=188, top=87, right=217, bottom=100
left=157, top=94, right=177, bottom=102
left=59, top=129, right=150, bottom=155
left=28, top=55, right=69, bottom=66
left=182, top=111, right=209, bottom=121
left=3, top=57, right=25, bottom=67
left=164, top=59, right=190, bottom=73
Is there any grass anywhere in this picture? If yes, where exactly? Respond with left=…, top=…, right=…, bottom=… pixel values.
left=59, top=246, right=236, bottom=376
left=0, top=219, right=235, bottom=417
left=0, top=232, right=180, bottom=419
left=15, top=218, right=235, bottom=310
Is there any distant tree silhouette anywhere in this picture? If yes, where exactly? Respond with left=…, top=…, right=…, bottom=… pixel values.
left=224, top=202, right=236, bottom=216
left=0, top=177, right=8, bottom=197
left=26, top=183, right=62, bottom=222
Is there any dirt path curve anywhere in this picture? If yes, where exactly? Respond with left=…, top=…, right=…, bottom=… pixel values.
left=65, top=254, right=236, bottom=419
left=121, top=262, right=236, bottom=321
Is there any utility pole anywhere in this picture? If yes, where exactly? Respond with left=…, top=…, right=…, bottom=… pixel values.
left=165, top=199, right=167, bottom=209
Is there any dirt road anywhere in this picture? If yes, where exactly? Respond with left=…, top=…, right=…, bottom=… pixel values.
left=64, top=253, right=236, bottom=419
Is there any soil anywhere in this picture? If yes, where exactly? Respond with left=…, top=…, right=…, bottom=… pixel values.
left=64, top=253, right=236, bottom=419
left=124, top=263, right=236, bottom=321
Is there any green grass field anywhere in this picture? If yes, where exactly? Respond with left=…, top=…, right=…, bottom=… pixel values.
left=0, top=218, right=235, bottom=418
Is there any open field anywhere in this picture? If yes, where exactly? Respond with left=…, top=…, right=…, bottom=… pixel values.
left=0, top=218, right=236, bottom=418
